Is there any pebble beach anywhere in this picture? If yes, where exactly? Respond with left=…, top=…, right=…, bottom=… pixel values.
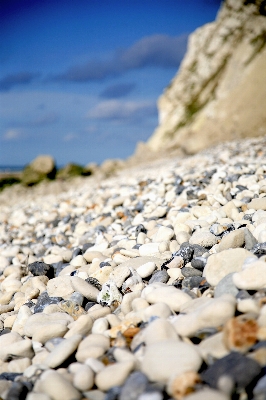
left=0, top=136, right=266, bottom=400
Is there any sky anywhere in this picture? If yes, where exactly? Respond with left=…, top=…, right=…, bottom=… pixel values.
left=0, top=0, right=222, bottom=167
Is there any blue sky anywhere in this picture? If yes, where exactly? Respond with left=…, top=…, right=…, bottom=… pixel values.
left=0, top=0, right=222, bottom=167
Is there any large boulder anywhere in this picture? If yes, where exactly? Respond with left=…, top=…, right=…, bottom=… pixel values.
left=22, top=155, right=56, bottom=186
left=145, top=0, right=266, bottom=155
left=56, top=163, right=91, bottom=179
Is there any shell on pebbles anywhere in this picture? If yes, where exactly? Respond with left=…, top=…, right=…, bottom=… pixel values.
left=97, top=280, right=122, bottom=307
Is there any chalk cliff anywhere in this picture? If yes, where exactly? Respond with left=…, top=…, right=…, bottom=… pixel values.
left=145, top=0, right=266, bottom=156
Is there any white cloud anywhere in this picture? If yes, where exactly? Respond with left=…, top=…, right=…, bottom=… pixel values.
left=3, top=129, right=21, bottom=141
left=87, top=99, right=157, bottom=121
left=63, top=133, right=78, bottom=142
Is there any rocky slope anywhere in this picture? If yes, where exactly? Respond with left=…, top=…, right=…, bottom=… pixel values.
left=144, top=0, right=266, bottom=155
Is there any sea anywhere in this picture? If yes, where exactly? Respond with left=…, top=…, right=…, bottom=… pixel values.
left=0, top=165, right=25, bottom=173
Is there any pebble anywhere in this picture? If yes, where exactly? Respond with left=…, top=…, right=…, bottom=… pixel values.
left=141, top=340, right=202, bottom=383
left=233, top=259, right=266, bottom=290
left=95, top=360, right=135, bottom=391
left=0, top=136, right=265, bottom=398
left=203, top=248, right=252, bottom=286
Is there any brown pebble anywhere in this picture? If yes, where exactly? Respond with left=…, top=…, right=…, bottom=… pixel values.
left=223, top=313, right=258, bottom=353
left=169, top=371, right=201, bottom=400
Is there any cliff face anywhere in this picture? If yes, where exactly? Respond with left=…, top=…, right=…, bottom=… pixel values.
left=147, top=0, right=266, bottom=155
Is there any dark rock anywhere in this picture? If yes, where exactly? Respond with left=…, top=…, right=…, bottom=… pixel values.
left=135, top=201, right=144, bottom=212
left=186, top=189, right=199, bottom=200
left=56, top=163, right=86, bottom=179
left=226, top=174, right=241, bottom=182
left=149, top=270, right=169, bottom=284
left=182, top=276, right=204, bottom=290
left=84, top=301, right=97, bottom=311
left=236, top=290, right=252, bottom=300
left=71, top=248, right=82, bottom=259
left=21, top=155, right=56, bottom=186
left=243, top=213, right=254, bottom=221
left=244, top=228, right=258, bottom=250
left=135, top=224, right=147, bottom=237
left=100, top=261, right=111, bottom=268
left=201, top=352, right=261, bottom=390
left=175, top=175, right=183, bottom=184
left=95, top=225, right=107, bottom=234
left=119, top=371, right=149, bottom=400
left=28, top=261, right=54, bottom=279
left=175, top=185, right=185, bottom=195
left=54, top=262, right=68, bottom=277
left=236, top=184, right=248, bottom=191
left=0, top=373, right=22, bottom=381
left=192, top=244, right=207, bottom=257
left=181, top=267, right=202, bottom=277
left=253, top=374, right=266, bottom=400
left=105, top=386, right=122, bottom=400
left=173, top=242, right=194, bottom=264
left=85, top=277, right=102, bottom=291
left=214, top=273, right=239, bottom=298
left=251, top=242, right=266, bottom=257
left=242, top=196, right=253, bottom=203
left=62, top=215, right=71, bottom=223
left=34, top=291, right=62, bottom=313
left=6, top=381, right=32, bottom=400
left=191, top=257, right=207, bottom=271
left=0, top=329, right=11, bottom=336
left=82, top=242, right=95, bottom=253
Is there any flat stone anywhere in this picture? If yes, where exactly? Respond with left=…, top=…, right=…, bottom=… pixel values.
left=136, top=262, right=156, bottom=278
left=76, top=334, right=110, bottom=363
left=218, top=228, right=245, bottom=251
left=36, top=369, right=82, bottom=400
left=47, top=276, right=74, bottom=297
left=71, top=276, right=99, bottom=300
left=142, top=318, right=179, bottom=345
left=247, top=197, right=266, bottom=210
left=185, top=388, right=230, bottom=400
left=64, top=314, right=93, bottom=338
left=214, top=273, right=239, bottom=298
left=203, top=248, right=252, bottom=286
left=153, top=226, right=174, bottom=242
left=44, top=334, right=82, bottom=368
left=233, top=260, right=266, bottom=290
left=143, top=284, right=192, bottom=312
left=198, top=332, right=229, bottom=362
left=139, top=243, right=160, bottom=256
left=95, top=361, right=135, bottom=391
left=73, top=364, right=94, bottom=392
left=172, top=295, right=236, bottom=337
left=109, top=266, right=130, bottom=287
left=0, top=337, right=33, bottom=361
left=141, top=340, right=202, bottom=383
left=24, top=312, right=72, bottom=343
left=189, top=231, right=218, bottom=248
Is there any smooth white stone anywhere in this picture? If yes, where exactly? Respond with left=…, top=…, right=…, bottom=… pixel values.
left=95, top=361, right=134, bottom=391
left=203, top=248, right=253, bottom=286
left=44, top=335, right=82, bottom=368
left=73, top=364, right=94, bottom=392
left=144, top=284, right=192, bottom=312
left=136, top=262, right=156, bottom=278
left=141, top=340, right=202, bottom=383
left=139, top=243, right=160, bottom=256
left=172, top=295, right=236, bottom=337
left=233, top=260, right=266, bottom=290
